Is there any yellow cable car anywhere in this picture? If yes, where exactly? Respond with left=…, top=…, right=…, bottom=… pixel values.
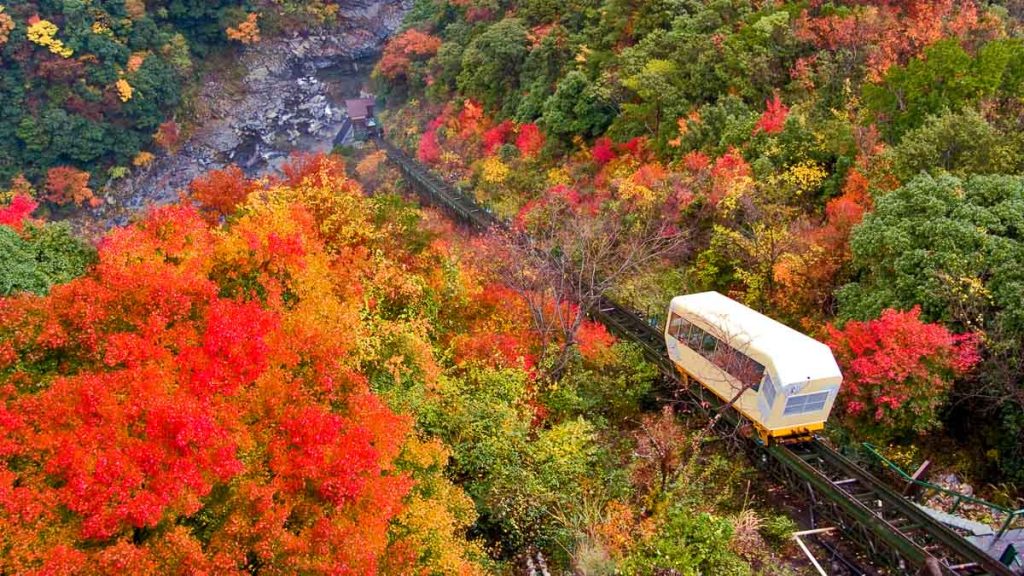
left=664, top=292, right=843, bottom=443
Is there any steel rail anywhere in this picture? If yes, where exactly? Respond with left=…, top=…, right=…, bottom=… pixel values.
left=375, top=135, right=1018, bottom=576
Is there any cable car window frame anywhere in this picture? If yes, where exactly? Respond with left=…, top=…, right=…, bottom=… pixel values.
left=700, top=332, right=718, bottom=356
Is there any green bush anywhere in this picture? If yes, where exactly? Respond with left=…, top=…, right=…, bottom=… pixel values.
left=621, top=505, right=751, bottom=576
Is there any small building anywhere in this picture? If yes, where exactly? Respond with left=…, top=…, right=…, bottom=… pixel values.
left=336, top=96, right=377, bottom=145
left=344, top=97, right=375, bottom=125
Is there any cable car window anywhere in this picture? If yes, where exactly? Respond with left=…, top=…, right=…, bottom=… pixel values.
left=668, top=314, right=687, bottom=340
left=783, top=391, right=830, bottom=416
left=678, top=318, right=693, bottom=342
left=700, top=332, right=718, bottom=356
left=762, top=374, right=776, bottom=407
left=708, top=344, right=733, bottom=372
left=685, top=325, right=704, bottom=351
left=734, top=354, right=764, bottom=391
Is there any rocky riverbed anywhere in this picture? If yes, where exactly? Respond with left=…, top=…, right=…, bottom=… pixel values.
left=76, top=0, right=409, bottom=234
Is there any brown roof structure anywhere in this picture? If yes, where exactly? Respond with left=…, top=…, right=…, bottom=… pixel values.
left=344, top=98, right=375, bottom=121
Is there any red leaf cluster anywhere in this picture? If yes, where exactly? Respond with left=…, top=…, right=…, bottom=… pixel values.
left=515, top=123, right=545, bottom=159
left=576, top=320, right=616, bottom=361
left=450, top=283, right=539, bottom=374
left=681, top=151, right=711, bottom=173
left=826, top=306, right=980, bottom=432
left=483, top=120, right=514, bottom=155
left=753, top=94, right=789, bottom=135
left=708, top=148, right=751, bottom=206
left=417, top=129, right=442, bottom=164
left=592, top=137, right=617, bottom=165
left=0, top=195, right=39, bottom=231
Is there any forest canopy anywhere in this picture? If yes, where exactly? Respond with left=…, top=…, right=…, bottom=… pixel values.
left=375, top=0, right=1024, bottom=482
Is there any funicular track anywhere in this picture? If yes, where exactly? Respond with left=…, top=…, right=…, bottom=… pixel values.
left=375, top=135, right=1017, bottom=576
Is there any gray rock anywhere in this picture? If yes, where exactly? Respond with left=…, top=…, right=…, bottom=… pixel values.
left=82, top=0, right=408, bottom=235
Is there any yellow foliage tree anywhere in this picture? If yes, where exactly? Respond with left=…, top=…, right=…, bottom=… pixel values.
left=780, top=160, right=828, bottom=197
left=132, top=151, right=155, bottom=168
left=385, top=437, right=485, bottom=576
left=115, top=78, right=133, bottom=102
left=480, top=156, right=509, bottom=184
left=547, top=167, right=571, bottom=186
left=26, top=18, right=73, bottom=58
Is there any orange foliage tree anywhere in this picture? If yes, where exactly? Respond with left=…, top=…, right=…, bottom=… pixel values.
left=0, top=155, right=484, bottom=575
left=773, top=169, right=874, bottom=322
left=226, top=13, right=261, bottom=45
left=188, top=165, right=259, bottom=222
left=45, top=166, right=98, bottom=207
left=794, top=0, right=993, bottom=81
left=377, top=29, right=442, bottom=81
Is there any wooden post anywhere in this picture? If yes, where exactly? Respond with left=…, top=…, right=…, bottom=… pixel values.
left=903, top=459, right=931, bottom=498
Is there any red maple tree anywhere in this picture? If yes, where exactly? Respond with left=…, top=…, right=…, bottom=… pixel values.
left=417, top=130, right=442, bottom=164
left=0, top=197, right=415, bottom=573
left=0, top=195, right=38, bottom=231
left=482, top=120, right=514, bottom=155
left=753, top=94, right=789, bottom=135
left=515, top=123, right=545, bottom=159
left=592, top=137, right=617, bottom=165
left=826, top=306, right=980, bottom=437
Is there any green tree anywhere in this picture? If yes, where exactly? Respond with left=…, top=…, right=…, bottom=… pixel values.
left=457, top=18, right=529, bottom=113
left=839, top=173, right=1024, bottom=330
left=865, top=39, right=1024, bottom=140
left=420, top=367, right=626, bottom=560
left=539, top=70, right=616, bottom=140
left=613, top=56, right=686, bottom=139
left=514, top=30, right=573, bottom=122
left=888, top=108, right=1024, bottom=180
left=545, top=343, right=658, bottom=425
left=0, top=223, right=96, bottom=296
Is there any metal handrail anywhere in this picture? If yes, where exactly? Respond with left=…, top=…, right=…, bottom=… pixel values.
left=863, top=442, right=1024, bottom=539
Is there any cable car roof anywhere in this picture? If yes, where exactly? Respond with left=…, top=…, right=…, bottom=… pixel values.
left=669, top=291, right=842, bottom=387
